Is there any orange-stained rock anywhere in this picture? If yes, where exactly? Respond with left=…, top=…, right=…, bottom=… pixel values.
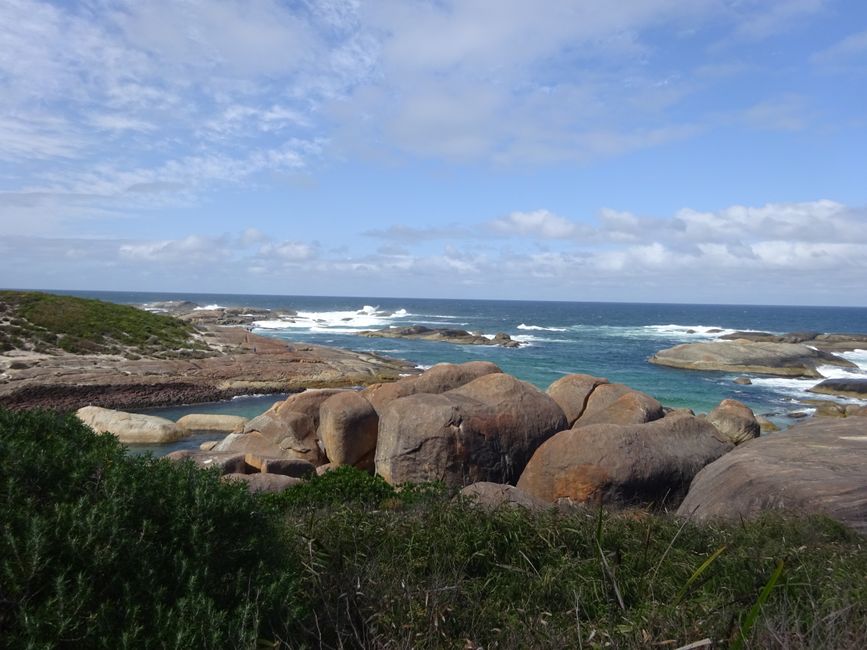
left=572, top=383, right=663, bottom=428
left=376, top=374, right=567, bottom=487
left=517, top=415, right=732, bottom=507
left=546, top=374, right=609, bottom=426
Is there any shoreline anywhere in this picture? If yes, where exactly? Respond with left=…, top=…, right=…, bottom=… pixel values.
left=0, top=326, right=417, bottom=412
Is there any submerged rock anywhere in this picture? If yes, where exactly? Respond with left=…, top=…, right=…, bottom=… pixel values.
left=809, top=378, right=867, bottom=399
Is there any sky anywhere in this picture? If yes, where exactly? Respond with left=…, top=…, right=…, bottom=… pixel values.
left=1, top=0, right=866, bottom=306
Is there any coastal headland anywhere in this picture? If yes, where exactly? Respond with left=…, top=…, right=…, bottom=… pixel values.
left=0, top=292, right=414, bottom=411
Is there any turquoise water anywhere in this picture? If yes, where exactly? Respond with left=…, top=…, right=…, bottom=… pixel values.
left=60, top=291, right=867, bottom=425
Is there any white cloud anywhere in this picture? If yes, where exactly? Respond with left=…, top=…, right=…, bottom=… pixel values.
left=731, top=0, right=827, bottom=40
left=742, top=95, right=809, bottom=132
left=259, top=240, right=319, bottom=262
left=489, top=210, right=581, bottom=239
left=811, top=29, right=867, bottom=67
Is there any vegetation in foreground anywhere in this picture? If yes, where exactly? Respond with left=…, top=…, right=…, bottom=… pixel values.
left=2, top=409, right=866, bottom=649
left=0, top=290, right=210, bottom=357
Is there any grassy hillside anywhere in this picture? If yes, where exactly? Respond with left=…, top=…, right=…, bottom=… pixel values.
left=0, top=290, right=211, bottom=357
left=2, top=408, right=866, bottom=648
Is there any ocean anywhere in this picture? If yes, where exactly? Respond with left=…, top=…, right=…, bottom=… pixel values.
left=57, top=291, right=867, bottom=432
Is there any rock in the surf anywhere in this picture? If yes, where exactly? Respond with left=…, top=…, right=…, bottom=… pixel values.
left=649, top=340, right=856, bottom=378
left=809, top=378, right=867, bottom=400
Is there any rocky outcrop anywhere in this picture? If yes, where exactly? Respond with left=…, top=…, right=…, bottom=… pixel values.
left=1, top=327, right=414, bottom=411
left=460, top=482, right=551, bottom=513
left=516, top=415, right=732, bottom=507
left=677, top=417, right=867, bottom=535
left=809, top=378, right=867, bottom=399
left=375, top=374, right=567, bottom=487
left=546, top=374, right=609, bottom=426
left=318, top=391, right=379, bottom=470
left=175, top=413, right=248, bottom=433
left=649, top=340, right=856, bottom=378
left=706, top=399, right=760, bottom=445
left=719, top=331, right=867, bottom=353
left=572, top=384, right=664, bottom=428
left=76, top=406, right=187, bottom=444
left=360, top=325, right=520, bottom=347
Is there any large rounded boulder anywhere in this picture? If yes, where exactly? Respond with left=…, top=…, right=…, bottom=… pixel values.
left=706, top=399, right=760, bottom=445
left=677, top=417, right=867, bottom=534
left=237, top=409, right=323, bottom=464
left=375, top=374, right=566, bottom=487
left=572, top=383, right=664, bottom=428
left=546, top=374, right=610, bottom=426
left=364, top=361, right=502, bottom=414
left=275, top=388, right=348, bottom=429
left=318, top=391, right=379, bottom=470
left=175, top=414, right=248, bottom=434
left=517, top=414, right=732, bottom=507
left=76, top=406, right=186, bottom=444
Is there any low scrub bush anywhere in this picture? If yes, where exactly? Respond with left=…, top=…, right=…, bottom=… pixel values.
left=0, top=409, right=301, bottom=648
left=3, top=410, right=866, bottom=648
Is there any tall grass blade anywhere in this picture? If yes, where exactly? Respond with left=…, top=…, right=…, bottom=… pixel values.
left=731, top=559, right=784, bottom=650
left=673, top=544, right=727, bottom=605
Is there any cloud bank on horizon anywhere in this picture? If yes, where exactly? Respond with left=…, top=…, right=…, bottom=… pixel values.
left=1, top=0, right=865, bottom=305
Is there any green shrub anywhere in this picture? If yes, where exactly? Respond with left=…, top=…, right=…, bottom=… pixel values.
left=0, top=291, right=209, bottom=356
left=0, top=409, right=302, bottom=648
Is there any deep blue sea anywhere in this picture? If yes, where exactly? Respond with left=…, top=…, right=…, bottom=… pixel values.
left=57, top=291, right=867, bottom=431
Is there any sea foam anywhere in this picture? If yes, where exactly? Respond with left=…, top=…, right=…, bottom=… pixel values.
left=252, top=305, right=411, bottom=333
left=518, top=323, right=568, bottom=332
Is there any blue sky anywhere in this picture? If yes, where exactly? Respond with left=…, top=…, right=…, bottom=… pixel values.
left=1, top=0, right=866, bottom=305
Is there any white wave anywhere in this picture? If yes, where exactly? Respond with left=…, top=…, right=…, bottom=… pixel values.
left=195, top=304, right=225, bottom=311
left=816, top=363, right=867, bottom=380
left=841, top=349, right=867, bottom=371
left=644, top=324, right=742, bottom=339
left=415, top=364, right=434, bottom=370
left=252, top=305, right=411, bottom=332
left=518, top=323, right=568, bottom=332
